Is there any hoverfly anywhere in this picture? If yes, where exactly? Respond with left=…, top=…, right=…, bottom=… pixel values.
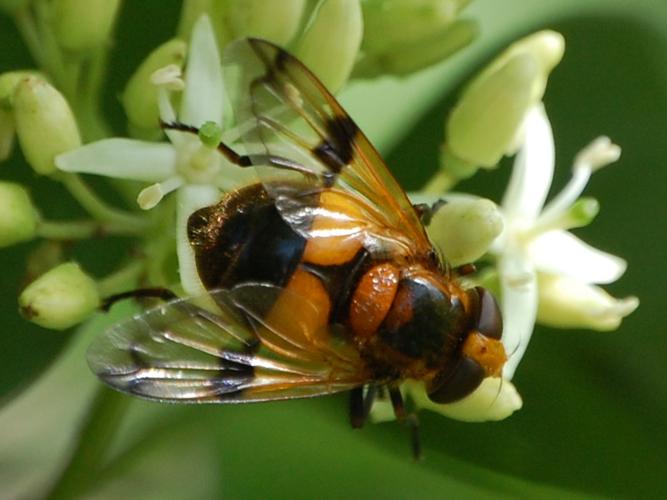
left=89, top=38, right=507, bottom=457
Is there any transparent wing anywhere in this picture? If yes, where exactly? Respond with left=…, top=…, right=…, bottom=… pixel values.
left=88, top=284, right=371, bottom=403
left=223, top=38, right=434, bottom=260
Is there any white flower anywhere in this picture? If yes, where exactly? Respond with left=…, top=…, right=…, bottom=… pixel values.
left=55, top=16, right=248, bottom=295
left=492, top=104, right=639, bottom=378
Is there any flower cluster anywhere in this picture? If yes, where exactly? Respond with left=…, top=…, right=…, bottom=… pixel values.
left=0, top=0, right=636, bottom=428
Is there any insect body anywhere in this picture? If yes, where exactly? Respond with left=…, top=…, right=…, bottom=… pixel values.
left=88, top=39, right=507, bottom=448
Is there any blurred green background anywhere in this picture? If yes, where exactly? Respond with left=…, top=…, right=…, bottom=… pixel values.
left=1, top=0, right=665, bottom=498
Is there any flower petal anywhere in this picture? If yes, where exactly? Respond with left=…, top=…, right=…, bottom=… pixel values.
left=537, top=272, right=639, bottom=331
left=179, top=16, right=224, bottom=127
left=528, top=230, right=627, bottom=284
left=417, top=378, right=523, bottom=422
left=498, top=250, right=538, bottom=379
left=501, top=104, right=554, bottom=223
left=56, top=138, right=176, bottom=182
left=176, top=185, right=220, bottom=296
left=369, top=379, right=522, bottom=423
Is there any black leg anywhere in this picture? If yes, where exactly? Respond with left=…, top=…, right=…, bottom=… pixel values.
left=100, top=287, right=178, bottom=312
left=160, top=120, right=312, bottom=176
left=349, top=385, right=377, bottom=429
left=389, top=387, right=422, bottom=461
left=413, top=199, right=447, bottom=226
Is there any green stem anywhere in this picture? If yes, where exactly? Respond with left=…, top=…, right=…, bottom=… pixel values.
left=422, top=169, right=458, bottom=195
left=44, top=386, right=131, bottom=500
left=12, top=7, right=47, bottom=70
left=74, top=51, right=112, bottom=141
left=59, top=173, right=150, bottom=232
left=97, top=260, right=146, bottom=297
left=32, top=0, right=70, bottom=90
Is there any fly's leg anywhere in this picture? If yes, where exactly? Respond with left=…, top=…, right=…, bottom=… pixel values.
left=161, top=121, right=313, bottom=176
left=389, top=386, right=422, bottom=460
left=413, top=199, right=447, bottom=226
left=349, top=385, right=378, bottom=428
left=100, top=287, right=178, bottom=311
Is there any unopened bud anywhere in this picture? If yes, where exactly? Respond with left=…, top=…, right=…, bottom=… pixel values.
left=53, top=0, right=121, bottom=52
left=537, top=273, right=639, bottom=331
left=227, top=0, right=305, bottom=45
left=14, top=76, right=81, bottom=175
left=19, top=262, right=100, bottom=330
left=446, top=30, right=564, bottom=169
left=0, top=71, right=42, bottom=110
left=0, top=181, right=38, bottom=247
left=357, top=18, right=477, bottom=78
left=0, top=71, right=40, bottom=161
left=122, top=39, right=188, bottom=138
left=428, top=198, right=503, bottom=267
left=294, top=0, right=363, bottom=93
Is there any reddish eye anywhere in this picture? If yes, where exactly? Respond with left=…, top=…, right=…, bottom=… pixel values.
left=427, top=357, right=484, bottom=404
left=475, top=287, right=503, bottom=340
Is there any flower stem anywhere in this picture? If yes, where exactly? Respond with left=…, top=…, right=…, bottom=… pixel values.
left=97, top=260, right=146, bottom=297
left=422, top=169, right=457, bottom=195
left=44, top=386, right=130, bottom=500
left=59, top=173, right=150, bottom=232
left=12, top=7, right=47, bottom=70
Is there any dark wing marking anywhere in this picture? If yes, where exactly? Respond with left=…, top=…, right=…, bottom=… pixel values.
left=87, top=285, right=371, bottom=403
left=223, top=38, right=434, bottom=260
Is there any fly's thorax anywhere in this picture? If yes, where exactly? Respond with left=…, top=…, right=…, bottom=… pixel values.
left=364, top=267, right=474, bottom=374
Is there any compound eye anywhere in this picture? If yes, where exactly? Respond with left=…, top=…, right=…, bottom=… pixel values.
left=475, top=287, right=503, bottom=340
left=427, top=357, right=484, bottom=404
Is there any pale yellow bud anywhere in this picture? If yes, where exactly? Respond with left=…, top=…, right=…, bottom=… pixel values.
left=227, top=0, right=305, bottom=45
left=295, top=0, right=363, bottom=93
left=122, top=39, right=188, bottom=137
left=0, top=181, right=38, bottom=247
left=428, top=198, right=503, bottom=267
left=19, top=262, right=100, bottom=330
left=446, top=30, right=564, bottom=169
left=357, top=19, right=477, bottom=78
left=53, top=0, right=121, bottom=52
left=13, top=77, right=81, bottom=175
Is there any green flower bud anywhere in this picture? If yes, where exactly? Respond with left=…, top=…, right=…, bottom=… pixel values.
left=363, top=0, right=466, bottom=51
left=122, top=39, right=188, bottom=137
left=53, top=0, right=121, bottom=52
left=427, top=198, right=503, bottom=267
left=357, top=18, right=477, bottom=78
left=446, top=30, right=564, bottom=170
left=0, top=71, right=42, bottom=110
left=294, top=0, right=363, bottom=93
left=359, top=0, right=476, bottom=77
left=227, top=0, right=306, bottom=45
left=0, top=181, right=38, bottom=247
left=0, top=71, right=39, bottom=161
left=537, top=273, right=639, bottom=331
left=14, top=76, right=81, bottom=175
left=19, top=262, right=100, bottom=330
